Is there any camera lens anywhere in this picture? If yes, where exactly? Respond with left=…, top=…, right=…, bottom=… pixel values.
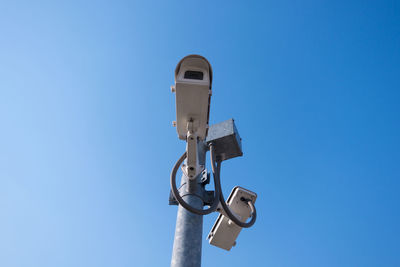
left=184, top=70, right=204, bottom=80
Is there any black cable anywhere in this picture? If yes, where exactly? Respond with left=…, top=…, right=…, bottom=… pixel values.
left=170, top=152, right=220, bottom=215
left=170, top=145, right=257, bottom=227
left=209, top=144, right=257, bottom=228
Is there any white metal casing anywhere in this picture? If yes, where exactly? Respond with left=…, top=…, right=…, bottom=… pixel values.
left=207, top=186, right=257, bottom=251
left=174, top=55, right=212, bottom=140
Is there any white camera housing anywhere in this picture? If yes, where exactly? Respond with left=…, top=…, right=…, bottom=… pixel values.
left=207, top=186, right=257, bottom=251
left=174, top=55, right=212, bottom=141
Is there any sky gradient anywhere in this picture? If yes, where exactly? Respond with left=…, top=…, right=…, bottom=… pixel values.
left=1, top=1, right=399, bottom=266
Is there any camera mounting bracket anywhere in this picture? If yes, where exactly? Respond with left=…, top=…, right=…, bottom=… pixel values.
left=182, top=120, right=203, bottom=180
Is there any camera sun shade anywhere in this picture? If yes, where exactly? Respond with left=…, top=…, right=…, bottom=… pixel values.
left=206, top=119, right=243, bottom=161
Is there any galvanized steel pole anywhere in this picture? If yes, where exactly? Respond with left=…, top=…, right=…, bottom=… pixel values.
left=171, top=142, right=207, bottom=267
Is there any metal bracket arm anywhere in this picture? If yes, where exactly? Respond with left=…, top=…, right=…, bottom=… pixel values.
left=183, top=120, right=201, bottom=180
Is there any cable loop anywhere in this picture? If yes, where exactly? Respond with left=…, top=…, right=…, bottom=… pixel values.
left=170, top=152, right=220, bottom=215
left=170, top=144, right=257, bottom=228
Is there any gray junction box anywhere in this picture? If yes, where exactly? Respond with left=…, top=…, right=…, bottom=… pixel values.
left=206, top=119, right=243, bottom=162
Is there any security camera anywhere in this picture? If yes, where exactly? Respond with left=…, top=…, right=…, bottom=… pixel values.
left=173, top=55, right=212, bottom=141
left=172, top=55, right=213, bottom=179
left=207, top=186, right=257, bottom=251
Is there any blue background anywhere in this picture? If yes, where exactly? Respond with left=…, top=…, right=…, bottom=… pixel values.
left=1, top=1, right=399, bottom=266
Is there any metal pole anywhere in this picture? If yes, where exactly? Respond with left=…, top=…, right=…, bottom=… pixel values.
left=171, top=142, right=207, bottom=267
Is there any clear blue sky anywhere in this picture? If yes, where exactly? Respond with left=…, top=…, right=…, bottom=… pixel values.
left=1, top=1, right=399, bottom=266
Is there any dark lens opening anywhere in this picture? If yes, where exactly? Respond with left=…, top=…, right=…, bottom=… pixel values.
left=184, top=71, right=204, bottom=80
